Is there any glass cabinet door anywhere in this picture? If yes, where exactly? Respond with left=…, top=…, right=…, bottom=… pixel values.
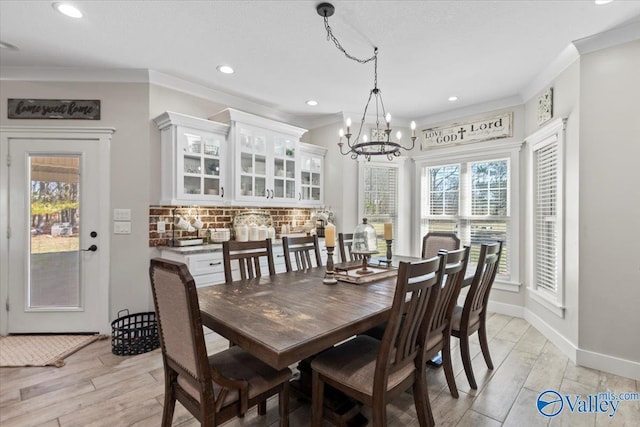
left=300, top=151, right=323, bottom=204
left=180, top=129, right=225, bottom=200
left=273, top=136, right=297, bottom=201
left=238, top=128, right=267, bottom=198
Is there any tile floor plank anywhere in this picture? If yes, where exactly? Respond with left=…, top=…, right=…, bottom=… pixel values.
left=1, top=314, right=637, bottom=427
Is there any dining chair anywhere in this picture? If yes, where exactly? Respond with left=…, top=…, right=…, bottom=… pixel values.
left=451, top=241, right=503, bottom=390
left=282, top=235, right=323, bottom=272
left=222, top=239, right=276, bottom=283
left=421, top=246, right=470, bottom=425
left=421, top=232, right=460, bottom=259
left=338, top=232, right=364, bottom=263
left=311, top=256, right=446, bottom=427
left=360, top=248, right=469, bottom=402
left=149, top=258, right=291, bottom=427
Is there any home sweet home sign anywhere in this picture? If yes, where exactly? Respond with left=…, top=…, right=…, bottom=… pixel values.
left=421, top=112, right=513, bottom=150
left=8, top=99, right=101, bottom=120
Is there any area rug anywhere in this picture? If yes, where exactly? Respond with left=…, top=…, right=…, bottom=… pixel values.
left=0, top=334, right=107, bottom=367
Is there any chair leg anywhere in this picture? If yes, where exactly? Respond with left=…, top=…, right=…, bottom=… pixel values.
left=478, top=321, right=494, bottom=370
left=279, top=382, right=290, bottom=427
left=371, top=392, right=388, bottom=427
left=311, top=370, right=324, bottom=427
left=161, top=374, right=176, bottom=427
left=460, top=334, right=477, bottom=389
left=413, top=369, right=434, bottom=427
left=442, top=336, right=459, bottom=398
left=161, top=393, right=176, bottom=427
left=258, top=400, right=267, bottom=415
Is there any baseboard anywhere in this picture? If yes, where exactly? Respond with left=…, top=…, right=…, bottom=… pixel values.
left=577, top=348, right=640, bottom=381
left=524, top=309, right=577, bottom=363
left=487, top=300, right=525, bottom=318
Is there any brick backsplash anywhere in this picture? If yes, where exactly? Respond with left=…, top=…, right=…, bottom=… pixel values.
left=149, top=205, right=312, bottom=247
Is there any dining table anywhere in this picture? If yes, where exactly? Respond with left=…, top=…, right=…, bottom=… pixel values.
left=197, top=255, right=475, bottom=371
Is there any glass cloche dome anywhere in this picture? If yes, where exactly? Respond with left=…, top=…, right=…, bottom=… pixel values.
left=352, top=218, right=378, bottom=254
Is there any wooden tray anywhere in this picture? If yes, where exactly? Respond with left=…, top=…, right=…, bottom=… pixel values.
left=334, top=264, right=398, bottom=284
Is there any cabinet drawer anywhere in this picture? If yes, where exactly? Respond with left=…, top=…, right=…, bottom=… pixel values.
left=186, top=253, right=224, bottom=276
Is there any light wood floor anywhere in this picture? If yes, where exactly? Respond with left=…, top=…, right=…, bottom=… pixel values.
left=1, top=313, right=638, bottom=426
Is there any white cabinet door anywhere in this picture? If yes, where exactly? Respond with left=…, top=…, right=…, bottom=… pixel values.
left=154, top=112, right=229, bottom=206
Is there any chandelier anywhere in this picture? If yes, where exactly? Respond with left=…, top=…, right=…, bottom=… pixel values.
left=317, top=2, right=416, bottom=161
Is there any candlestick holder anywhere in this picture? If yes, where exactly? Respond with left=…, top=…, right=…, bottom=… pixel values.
left=323, top=246, right=338, bottom=284
left=386, top=239, right=393, bottom=261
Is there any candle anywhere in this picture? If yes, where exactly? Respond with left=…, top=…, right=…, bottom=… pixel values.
left=384, top=223, right=392, bottom=240
left=385, top=113, right=391, bottom=130
left=325, top=223, right=336, bottom=247
left=346, top=117, right=352, bottom=135
left=411, top=121, right=416, bottom=137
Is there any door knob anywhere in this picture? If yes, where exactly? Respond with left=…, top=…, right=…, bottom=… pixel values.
left=82, top=244, right=98, bottom=252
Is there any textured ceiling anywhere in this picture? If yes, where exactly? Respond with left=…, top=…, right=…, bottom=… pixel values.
left=1, top=0, right=639, bottom=127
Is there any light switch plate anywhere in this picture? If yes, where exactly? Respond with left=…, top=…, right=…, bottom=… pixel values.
left=113, top=208, right=131, bottom=221
left=114, top=221, right=131, bottom=234
left=157, top=220, right=165, bottom=233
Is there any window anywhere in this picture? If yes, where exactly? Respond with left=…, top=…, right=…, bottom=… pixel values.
left=359, top=163, right=399, bottom=254
left=421, top=159, right=510, bottom=275
left=415, top=140, right=523, bottom=290
left=527, top=118, right=566, bottom=317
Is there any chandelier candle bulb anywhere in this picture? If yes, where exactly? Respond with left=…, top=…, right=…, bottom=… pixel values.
left=384, top=223, right=392, bottom=240
left=325, top=223, right=336, bottom=247
left=396, top=131, right=402, bottom=140
left=411, top=121, right=416, bottom=137
left=346, top=118, right=351, bottom=134
left=386, top=113, right=391, bottom=130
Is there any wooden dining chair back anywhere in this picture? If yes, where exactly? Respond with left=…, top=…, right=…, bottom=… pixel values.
left=149, top=258, right=291, bottom=427
left=421, top=247, right=470, bottom=408
left=222, top=239, right=276, bottom=283
left=282, top=235, right=323, bottom=272
left=338, top=232, right=364, bottom=263
left=451, top=241, right=503, bottom=390
left=311, top=256, right=446, bottom=427
left=421, top=232, right=460, bottom=259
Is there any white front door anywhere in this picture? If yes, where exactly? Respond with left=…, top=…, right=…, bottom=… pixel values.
left=1, top=128, right=112, bottom=334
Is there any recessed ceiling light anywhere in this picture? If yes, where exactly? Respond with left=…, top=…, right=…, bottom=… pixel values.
left=216, top=65, right=234, bottom=74
left=0, top=41, right=18, bottom=50
left=448, top=96, right=458, bottom=102
left=52, top=2, right=83, bottom=18
left=306, top=100, right=318, bottom=106
left=595, top=0, right=614, bottom=5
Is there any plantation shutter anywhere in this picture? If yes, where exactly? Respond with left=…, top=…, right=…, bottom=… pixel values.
left=534, top=137, right=558, bottom=293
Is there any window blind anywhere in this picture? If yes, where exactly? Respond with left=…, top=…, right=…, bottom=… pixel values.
left=534, top=141, right=558, bottom=293
left=363, top=165, right=398, bottom=253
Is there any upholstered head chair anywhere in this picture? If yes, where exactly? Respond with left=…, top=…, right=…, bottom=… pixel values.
left=421, top=232, right=460, bottom=259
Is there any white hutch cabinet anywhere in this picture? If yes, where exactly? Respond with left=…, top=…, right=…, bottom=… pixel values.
left=210, top=109, right=308, bottom=206
left=154, top=112, right=230, bottom=205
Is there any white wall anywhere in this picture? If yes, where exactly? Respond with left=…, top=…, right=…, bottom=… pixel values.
left=578, top=40, right=640, bottom=365
left=523, top=60, right=581, bottom=348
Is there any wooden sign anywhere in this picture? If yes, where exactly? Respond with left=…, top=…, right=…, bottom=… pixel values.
left=421, top=112, right=513, bottom=150
left=8, top=99, right=101, bottom=120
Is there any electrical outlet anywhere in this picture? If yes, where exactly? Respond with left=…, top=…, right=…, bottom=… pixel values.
left=157, top=220, right=165, bottom=233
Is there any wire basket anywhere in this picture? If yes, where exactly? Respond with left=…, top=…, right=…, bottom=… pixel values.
left=111, top=309, right=160, bottom=356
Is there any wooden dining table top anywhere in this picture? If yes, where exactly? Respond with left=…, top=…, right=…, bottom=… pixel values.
left=197, top=256, right=475, bottom=370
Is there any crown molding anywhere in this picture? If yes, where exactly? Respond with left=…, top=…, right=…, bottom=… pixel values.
left=0, top=67, right=149, bottom=82
left=520, top=44, right=580, bottom=102
left=414, top=95, right=522, bottom=129
left=573, top=17, right=640, bottom=55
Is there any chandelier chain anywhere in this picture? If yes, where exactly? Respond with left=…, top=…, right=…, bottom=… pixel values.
left=323, top=16, right=377, bottom=65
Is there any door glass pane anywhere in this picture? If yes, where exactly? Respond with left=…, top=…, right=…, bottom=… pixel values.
left=29, top=155, right=81, bottom=308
